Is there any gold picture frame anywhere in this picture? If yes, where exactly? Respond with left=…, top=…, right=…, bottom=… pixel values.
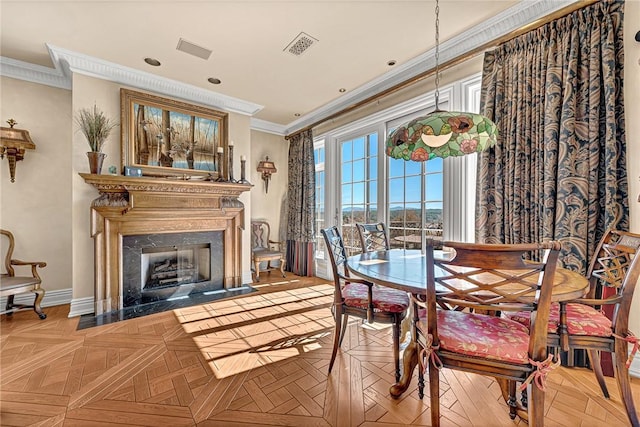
left=120, top=88, right=228, bottom=178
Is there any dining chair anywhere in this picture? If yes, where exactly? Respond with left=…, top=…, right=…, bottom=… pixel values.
left=321, top=226, right=409, bottom=381
left=356, top=222, right=390, bottom=253
left=250, top=220, right=286, bottom=282
left=506, top=229, right=640, bottom=427
left=416, top=240, right=561, bottom=427
left=0, top=229, right=47, bottom=319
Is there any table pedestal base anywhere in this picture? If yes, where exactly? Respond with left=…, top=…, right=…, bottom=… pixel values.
left=390, top=341, right=419, bottom=398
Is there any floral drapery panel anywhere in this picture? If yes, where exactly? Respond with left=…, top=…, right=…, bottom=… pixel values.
left=476, top=0, right=628, bottom=274
left=285, top=129, right=316, bottom=276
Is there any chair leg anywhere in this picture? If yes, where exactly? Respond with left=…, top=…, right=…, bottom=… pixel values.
left=417, top=347, right=425, bottom=399
left=587, top=349, right=610, bottom=398
left=612, top=348, right=640, bottom=427
left=527, top=383, right=545, bottom=427
left=32, top=288, right=46, bottom=319
left=429, top=361, right=440, bottom=427
left=328, top=307, right=343, bottom=374
left=5, top=294, right=15, bottom=315
left=338, top=314, right=349, bottom=347
left=392, top=318, right=401, bottom=383
left=254, top=261, right=260, bottom=282
left=279, top=258, right=286, bottom=277
left=507, top=380, right=517, bottom=420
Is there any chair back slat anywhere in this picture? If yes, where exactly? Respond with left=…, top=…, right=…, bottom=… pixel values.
left=321, top=227, right=350, bottom=292
left=251, top=221, right=271, bottom=251
left=356, top=223, right=390, bottom=253
left=588, top=230, right=640, bottom=291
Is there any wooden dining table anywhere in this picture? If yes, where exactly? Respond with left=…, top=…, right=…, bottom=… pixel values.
left=346, top=248, right=590, bottom=399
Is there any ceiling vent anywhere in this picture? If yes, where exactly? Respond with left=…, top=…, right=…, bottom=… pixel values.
left=284, top=32, right=318, bottom=56
left=176, top=38, right=212, bottom=60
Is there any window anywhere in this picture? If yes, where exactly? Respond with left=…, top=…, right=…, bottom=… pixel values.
left=339, top=133, right=378, bottom=255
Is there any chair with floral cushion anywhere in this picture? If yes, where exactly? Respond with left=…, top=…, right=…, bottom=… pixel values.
left=416, top=240, right=561, bottom=427
left=356, top=223, right=390, bottom=253
left=506, top=229, right=640, bottom=427
left=321, top=226, right=409, bottom=382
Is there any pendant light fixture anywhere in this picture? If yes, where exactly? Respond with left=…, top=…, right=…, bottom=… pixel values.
left=385, top=0, right=498, bottom=161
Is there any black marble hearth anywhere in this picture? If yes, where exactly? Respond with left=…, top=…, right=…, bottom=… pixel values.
left=76, top=285, right=256, bottom=330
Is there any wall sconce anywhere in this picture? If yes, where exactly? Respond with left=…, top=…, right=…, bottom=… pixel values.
left=256, top=156, right=277, bottom=193
left=0, top=119, right=36, bottom=183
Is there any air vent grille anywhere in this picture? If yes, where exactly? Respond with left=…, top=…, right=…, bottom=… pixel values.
left=176, top=38, right=212, bottom=60
left=284, top=32, right=318, bottom=56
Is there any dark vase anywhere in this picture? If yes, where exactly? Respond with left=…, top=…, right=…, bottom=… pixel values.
left=87, top=152, right=107, bottom=174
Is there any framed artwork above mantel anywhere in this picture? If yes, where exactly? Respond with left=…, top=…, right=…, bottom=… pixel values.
left=120, top=88, right=228, bottom=179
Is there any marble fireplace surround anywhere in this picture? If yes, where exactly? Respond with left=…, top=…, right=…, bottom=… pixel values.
left=81, top=174, right=251, bottom=316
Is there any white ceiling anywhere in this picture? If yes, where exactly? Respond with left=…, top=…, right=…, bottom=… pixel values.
left=1, top=1, right=575, bottom=135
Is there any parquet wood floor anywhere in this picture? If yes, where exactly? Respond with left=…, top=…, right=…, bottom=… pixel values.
left=1, top=276, right=638, bottom=426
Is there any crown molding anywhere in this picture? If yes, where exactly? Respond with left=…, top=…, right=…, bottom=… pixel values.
left=284, top=0, right=576, bottom=135
left=0, top=56, right=71, bottom=90
left=250, top=118, right=287, bottom=136
left=47, top=44, right=263, bottom=116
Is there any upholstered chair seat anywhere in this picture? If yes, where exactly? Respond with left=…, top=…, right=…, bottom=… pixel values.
left=506, top=302, right=612, bottom=337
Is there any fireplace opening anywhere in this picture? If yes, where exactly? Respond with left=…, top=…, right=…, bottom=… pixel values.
left=122, top=231, right=224, bottom=308
left=142, top=244, right=210, bottom=289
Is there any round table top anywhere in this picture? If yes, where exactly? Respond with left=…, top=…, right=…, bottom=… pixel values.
left=347, top=249, right=589, bottom=302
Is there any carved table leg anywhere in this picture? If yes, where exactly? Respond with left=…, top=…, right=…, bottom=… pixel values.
left=390, top=340, right=419, bottom=398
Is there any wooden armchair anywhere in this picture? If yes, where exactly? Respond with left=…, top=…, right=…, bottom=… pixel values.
left=507, top=229, right=640, bottom=426
left=0, top=229, right=47, bottom=319
left=321, top=226, right=409, bottom=381
left=356, top=222, right=390, bottom=253
left=251, top=220, right=286, bottom=282
left=416, top=240, right=561, bottom=427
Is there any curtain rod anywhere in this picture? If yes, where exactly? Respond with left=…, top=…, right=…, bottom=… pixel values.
left=284, top=0, right=598, bottom=140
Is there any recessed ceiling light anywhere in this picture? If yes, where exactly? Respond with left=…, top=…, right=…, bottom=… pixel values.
left=294, top=113, right=301, bottom=117
left=387, top=59, right=397, bottom=66
left=144, top=57, right=161, bottom=67
left=339, top=88, right=346, bottom=93
left=207, top=77, right=221, bottom=85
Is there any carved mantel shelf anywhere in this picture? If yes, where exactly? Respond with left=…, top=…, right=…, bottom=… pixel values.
left=80, top=173, right=252, bottom=315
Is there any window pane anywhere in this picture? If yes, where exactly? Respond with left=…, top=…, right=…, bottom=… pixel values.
left=369, top=181, right=377, bottom=204
left=342, top=184, right=352, bottom=205
left=425, top=157, right=442, bottom=173
left=389, top=178, right=405, bottom=203
left=389, top=158, right=405, bottom=178
left=342, top=141, right=352, bottom=162
left=425, top=173, right=443, bottom=201
left=369, top=157, right=377, bottom=180
left=353, top=137, right=365, bottom=159
left=404, top=176, right=421, bottom=202
left=353, top=159, right=365, bottom=182
left=342, top=162, right=352, bottom=183
left=405, top=160, right=421, bottom=176
left=353, top=182, right=365, bottom=204
left=369, top=136, right=377, bottom=154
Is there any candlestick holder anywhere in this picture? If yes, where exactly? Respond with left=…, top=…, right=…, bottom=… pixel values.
left=215, top=152, right=226, bottom=182
left=228, top=145, right=236, bottom=182
left=238, top=158, right=251, bottom=184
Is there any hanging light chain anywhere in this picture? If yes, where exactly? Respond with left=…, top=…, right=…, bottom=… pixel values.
left=434, top=0, right=440, bottom=110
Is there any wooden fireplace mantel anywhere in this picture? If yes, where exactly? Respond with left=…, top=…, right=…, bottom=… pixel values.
left=80, top=173, right=252, bottom=315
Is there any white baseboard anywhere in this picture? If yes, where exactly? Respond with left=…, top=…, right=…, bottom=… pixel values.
left=68, top=297, right=95, bottom=317
left=0, top=288, right=72, bottom=315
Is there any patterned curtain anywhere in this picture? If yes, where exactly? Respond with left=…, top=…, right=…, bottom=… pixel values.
left=285, top=129, right=316, bottom=276
left=476, top=0, right=628, bottom=274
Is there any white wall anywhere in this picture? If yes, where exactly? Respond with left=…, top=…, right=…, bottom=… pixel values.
left=249, top=130, right=289, bottom=242
left=0, top=77, right=73, bottom=303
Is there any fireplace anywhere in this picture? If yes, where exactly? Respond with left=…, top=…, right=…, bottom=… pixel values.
left=122, top=231, right=224, bottom=307
left=81, top=174, right=251, bottom=315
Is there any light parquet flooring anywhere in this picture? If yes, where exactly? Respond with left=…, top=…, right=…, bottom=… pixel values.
left=1, top=276, right=639, bottom=426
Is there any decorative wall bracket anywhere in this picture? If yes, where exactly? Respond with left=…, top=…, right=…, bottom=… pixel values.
left=0, top=119, right=36, bottom=183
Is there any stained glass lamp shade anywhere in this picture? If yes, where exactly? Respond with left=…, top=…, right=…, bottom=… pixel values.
left=385, top=111, right=497, bottom=161
left=385, top=0, right=498, bottom=162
